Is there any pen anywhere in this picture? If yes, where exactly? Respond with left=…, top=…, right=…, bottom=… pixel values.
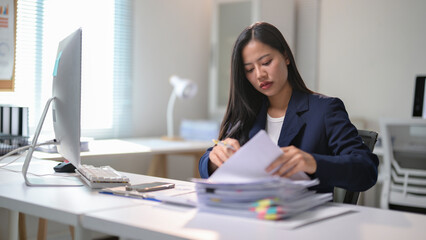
left=212, top=139, right=236, bottom=151
left=143, top=197, right=162, bottom=203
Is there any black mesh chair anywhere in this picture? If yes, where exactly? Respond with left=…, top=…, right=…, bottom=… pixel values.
left=336, top=130, right=379, bottom=205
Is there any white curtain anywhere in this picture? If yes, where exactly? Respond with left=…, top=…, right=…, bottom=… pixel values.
left=0, top=0, right=132, bottom=139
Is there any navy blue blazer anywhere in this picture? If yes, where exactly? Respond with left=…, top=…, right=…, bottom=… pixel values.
left=199, top=90, right=379, bottom=193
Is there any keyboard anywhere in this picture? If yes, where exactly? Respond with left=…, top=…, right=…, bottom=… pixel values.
left=76, top=164, right=130, bottom=189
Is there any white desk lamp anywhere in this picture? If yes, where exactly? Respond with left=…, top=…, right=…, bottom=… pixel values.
left=166, top=75, right=197, bottom=140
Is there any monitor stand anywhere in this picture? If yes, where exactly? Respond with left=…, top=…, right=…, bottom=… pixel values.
left=22, top=97, right=83, bottom=187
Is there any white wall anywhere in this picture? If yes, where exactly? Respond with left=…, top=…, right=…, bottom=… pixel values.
left=131, top=0, right=426, bottom=136
left=317, top=0, right=426, bottom=132
left=295, top=0, right=320, bottom=90
left=257, top=0, right=296, bottom=51
left=132, top=0, right=212, bottom=137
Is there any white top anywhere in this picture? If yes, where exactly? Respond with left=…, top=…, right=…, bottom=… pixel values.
left=266, top=113, right=285, bottom=144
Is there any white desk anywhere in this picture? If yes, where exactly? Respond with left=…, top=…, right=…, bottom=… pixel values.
left=0, top=157, right=191, bottom=240
left=2, top=158, right=426, bottom=240
left=84, top=203, right=231, bottom=240
left=81, top=199, right=426, bottom=240
left=33, top=138, right=213, bottom=178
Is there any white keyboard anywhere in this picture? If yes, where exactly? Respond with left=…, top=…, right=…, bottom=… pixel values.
left=76, top=164, right=130, bottom=189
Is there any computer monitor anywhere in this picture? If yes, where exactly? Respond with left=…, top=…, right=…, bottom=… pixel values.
left=52, top=29, right=82, bottom=168
left=413, top=76, right=426, bottom=118
left=22, top=28, right=83, bottom=186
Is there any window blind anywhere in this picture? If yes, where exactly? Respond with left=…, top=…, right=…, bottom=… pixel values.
left=0, top=0, right=132, bottom=139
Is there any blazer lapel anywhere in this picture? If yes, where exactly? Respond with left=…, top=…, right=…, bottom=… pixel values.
left=278, top=90, right=309, bottom=147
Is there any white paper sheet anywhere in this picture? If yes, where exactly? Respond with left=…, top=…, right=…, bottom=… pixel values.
left=209, top=130, right=309, bottom=183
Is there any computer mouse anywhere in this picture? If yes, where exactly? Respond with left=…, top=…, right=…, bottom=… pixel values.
left=53, top=162, right=76, bottom=173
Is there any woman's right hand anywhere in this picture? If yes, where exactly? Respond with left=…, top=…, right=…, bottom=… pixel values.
left=209, top=138, right=240, bottom=169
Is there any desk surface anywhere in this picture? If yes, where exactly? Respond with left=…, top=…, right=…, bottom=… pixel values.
left=0, top=157, right=192, bottom=223
left=81, top=200, right=426, bottom=240
left=0, top=159, right=145, bottom=226
left=1, top=157, right=426, bottom=240
left=32, top=137, right=213, bottom=161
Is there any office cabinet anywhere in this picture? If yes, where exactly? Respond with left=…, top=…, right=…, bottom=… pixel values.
left=380, top=118, right=426, bottom=212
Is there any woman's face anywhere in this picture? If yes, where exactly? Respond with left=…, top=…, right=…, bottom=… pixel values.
left=242, top=40, right=290, bottom=98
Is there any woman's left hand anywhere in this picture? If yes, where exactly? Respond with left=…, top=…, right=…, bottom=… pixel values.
left=265, top=145, right=317, bottom=177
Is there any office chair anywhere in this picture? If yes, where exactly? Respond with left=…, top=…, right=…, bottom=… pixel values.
left=335, top=130, right=378, bottom=205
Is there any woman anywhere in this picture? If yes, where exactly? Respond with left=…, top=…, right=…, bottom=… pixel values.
left=199, top=22, right=378, bottom=193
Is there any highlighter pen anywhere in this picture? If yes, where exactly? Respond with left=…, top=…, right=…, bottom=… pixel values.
left=212, top=139, right=236, bottom=151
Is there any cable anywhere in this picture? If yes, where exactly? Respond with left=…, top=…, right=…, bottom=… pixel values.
left=0, top=157, right=77, bottom=177
left=0, top=139, right=58, bottom=166
left=0, top=139, right=57, bottom=162
left=0, top=152, right=28, bottom=169
left=0, top=139, right=80, bottom=179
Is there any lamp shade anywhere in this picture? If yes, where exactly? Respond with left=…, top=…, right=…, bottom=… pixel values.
left=170, top=75, right=197, bottom=99
left=167, top=75, right=198, bottom=139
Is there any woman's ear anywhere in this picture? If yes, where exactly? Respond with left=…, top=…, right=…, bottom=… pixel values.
left=285, top=58, right=290, bottom=65
left=283, top=52, right=290, bottom=65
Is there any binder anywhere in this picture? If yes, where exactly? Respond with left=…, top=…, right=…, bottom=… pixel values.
left=21, top=107, right=29, bottom=136
left=1, top=106, right=11, bottom=135
left=11, top=107, right=20, bottom=135
left=0, top=105, right=29, bottom=136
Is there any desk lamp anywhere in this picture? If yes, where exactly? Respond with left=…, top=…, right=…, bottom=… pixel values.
left=166, top=75, right=197, bottom=140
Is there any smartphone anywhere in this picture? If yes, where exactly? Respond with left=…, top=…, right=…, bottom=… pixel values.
left=125, top=182, right=175, bottom=192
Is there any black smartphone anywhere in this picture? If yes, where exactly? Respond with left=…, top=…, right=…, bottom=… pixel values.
left=125, top=182, right=175, bottom=192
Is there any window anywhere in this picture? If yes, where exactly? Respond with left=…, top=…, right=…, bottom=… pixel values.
left=0, top=0, right=132, bottom=139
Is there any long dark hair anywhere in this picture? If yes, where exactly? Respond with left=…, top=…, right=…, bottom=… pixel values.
left=218, top=22, right=312, bottom=144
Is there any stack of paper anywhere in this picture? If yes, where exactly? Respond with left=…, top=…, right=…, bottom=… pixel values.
left=192, top=130, right=332, bottom=220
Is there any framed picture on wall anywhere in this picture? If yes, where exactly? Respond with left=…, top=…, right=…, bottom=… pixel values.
left=0, top=0, right=16, bottom=91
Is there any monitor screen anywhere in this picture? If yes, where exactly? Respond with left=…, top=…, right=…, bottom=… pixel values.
left=22, top=28, right=83, bottom=186
left=52, top=28, right=82, bottom=168
left=413, top=76, right=426, bottom=118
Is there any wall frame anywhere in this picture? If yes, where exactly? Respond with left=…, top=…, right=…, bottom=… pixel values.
left=208, top=0, right=253, bottom=121
left=0, top=0, right=16, bottom=91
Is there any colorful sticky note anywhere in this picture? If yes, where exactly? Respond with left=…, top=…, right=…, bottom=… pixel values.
left=53, top=51, right=63, bottom=77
